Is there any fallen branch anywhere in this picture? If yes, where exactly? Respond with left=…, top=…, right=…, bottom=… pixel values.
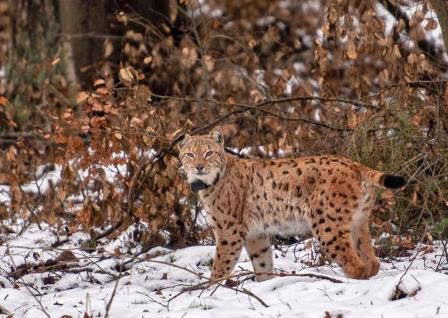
left=167, top=274, right=270, bottom=309
left=8, top=260, right=74, bottom=280
left=6, top=248, right=118, bottom=280
left=255, top=271, right=343, bottom=283
left=167, top=268, right=344, bottom=309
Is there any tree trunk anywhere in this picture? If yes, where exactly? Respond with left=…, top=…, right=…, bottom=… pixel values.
left=58, top=0, right=172, bottom=88
left=58, top=0, right=110, bottom=87
left=430, top=0, right=448, bottom=53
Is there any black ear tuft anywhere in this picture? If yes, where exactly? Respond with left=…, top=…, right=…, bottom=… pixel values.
left=383, top=175, right=407, bottom=189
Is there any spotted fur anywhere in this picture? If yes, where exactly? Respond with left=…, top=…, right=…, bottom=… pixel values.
left=178, top=127, right=406, bottom=281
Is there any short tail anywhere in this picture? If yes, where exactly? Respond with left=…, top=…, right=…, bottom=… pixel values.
left=361, top=167, right=407, bottom=189
left=380, top=174, right=407, bottom=188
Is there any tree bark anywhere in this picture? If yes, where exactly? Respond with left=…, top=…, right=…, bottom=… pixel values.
left=430, top=0, right=448, bottom=53
left=58, top=0, right=173, bottom=88
left=58, top=0, right=110, bottom=87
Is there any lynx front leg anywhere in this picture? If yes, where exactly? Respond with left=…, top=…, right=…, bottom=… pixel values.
left=210, top=230, right=244, bottom=282
left=245, top=236, right=274, bottom=281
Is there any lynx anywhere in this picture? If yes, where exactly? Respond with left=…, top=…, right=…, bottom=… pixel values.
left=178, top=127, right=406, bottom=281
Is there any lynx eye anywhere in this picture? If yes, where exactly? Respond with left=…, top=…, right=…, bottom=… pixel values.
left=184, top=152, right=195, bottom=159
left=205, top=151, right=215, bottom=158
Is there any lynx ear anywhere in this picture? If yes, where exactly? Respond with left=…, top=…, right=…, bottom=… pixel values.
left=177, top=133, right=191, bottom=148
left=209, top=127, right=224, bottom=145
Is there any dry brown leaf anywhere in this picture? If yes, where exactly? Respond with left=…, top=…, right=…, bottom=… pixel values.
left=347, top=40, right=358, bottom=60
left=418, top=245, right=434, bottom=254
left=347, top=112, right=359, bottom=129
left=392, top=44, right=401, bottom=59
left=143, top=56, right=153, bottom=64
left=76, top=92, right=90, bottom=104
left=425, top=18, right=438, bottom=31
left=226, top=96, right=236, bottom=105
left=203, top=55, right=214, bottom=72
left=407, top=53, right=417, bottom=65
left=55, top=250, right=78, bottom=263
left=119, top=67, right=137, bottom=87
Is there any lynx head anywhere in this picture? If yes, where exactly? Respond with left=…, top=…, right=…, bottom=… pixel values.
left=178, top=127, right=227, bottom=192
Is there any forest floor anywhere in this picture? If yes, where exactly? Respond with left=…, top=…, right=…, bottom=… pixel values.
left=1, top=222, right=448, bottom=318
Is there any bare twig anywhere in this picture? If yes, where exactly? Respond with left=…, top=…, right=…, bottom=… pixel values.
left=167, top=274, right=270, bottom=308
left=135, top=291, right=168, bottom=308
left=391, top=250, right=420, bottom=300
left=167, top=267, right=344, bottom=309
left=92, top=219, right=124, bottom=242
left=151, top=93, right=380, bottom=110
left=238, top=287, right=270, bottom=308
left=104, top=263, right=123, bottom=318
left=254, top=271, right=343, bottom=283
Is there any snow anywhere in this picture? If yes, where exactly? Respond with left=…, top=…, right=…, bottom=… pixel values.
left=0, top=185, right=9, bottom=203
left=20, top=165, right=62, bottom=194
left=1, top=223, right=447, bottom=317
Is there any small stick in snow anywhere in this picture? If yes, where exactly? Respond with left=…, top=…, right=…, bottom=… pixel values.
left=391, top=250, right=421, bottom=300
left=103, top=263, right=123, bottom=318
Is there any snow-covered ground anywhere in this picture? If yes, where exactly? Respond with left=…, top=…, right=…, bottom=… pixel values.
left=1, top=223, right=447, bottom=318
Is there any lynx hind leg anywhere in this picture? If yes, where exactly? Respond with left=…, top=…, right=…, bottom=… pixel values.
left=351, top=190, right=380, bottom=277
left=313, top=208, right=368, bottom=279
left=353, top=221, right=380, bottom=277
left=245, top=236, right=274, bottom=281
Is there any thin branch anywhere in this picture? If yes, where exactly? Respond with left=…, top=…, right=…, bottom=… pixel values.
left=59, top=32, right=123, bottom=41
left=167, top=275, right=270, bottom=308
left=135, top=291, right=168, bottom=308
left=151, top=93, right=357, bottom=131
left=238, top=287, right=270, bottom=307
left=391, top=250, right=421, bottom=300
left=92, top=219, right=123, bottom=242
left=104, top=263, right=123, bottom=318
left=255, top=271, right=343, bottom=283
left=151, top=93, right=381, bottom=110
left=167, top=268, right=343, bottom=309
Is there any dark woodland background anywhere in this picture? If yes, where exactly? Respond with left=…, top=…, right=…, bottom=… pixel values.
left=0, top=0, right=448, bottom=255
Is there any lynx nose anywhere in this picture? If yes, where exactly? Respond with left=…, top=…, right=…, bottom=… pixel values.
left=196, top=165, right=204, bottom=171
